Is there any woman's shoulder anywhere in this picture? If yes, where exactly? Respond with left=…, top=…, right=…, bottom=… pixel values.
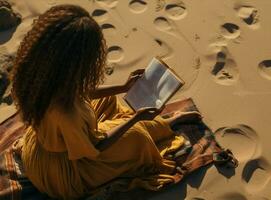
left=46, top=98, right=95, bottom=123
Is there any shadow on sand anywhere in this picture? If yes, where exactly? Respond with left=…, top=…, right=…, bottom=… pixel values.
left=109, top=164, right=236, bottom=200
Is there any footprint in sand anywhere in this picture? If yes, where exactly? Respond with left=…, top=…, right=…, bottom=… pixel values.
left=105, top=63, right=116, bottom=76
left=91, top=9, right=109, bottom=22
left=153, top=17, right=186, bottom=48
left=215, top=193, right=247, bottom=200
left=154, top=15, right=198, bottom=55
left=214, top=124, right=259, bottom=162
left=211, top=51, right=226, bottom=75
left=220, top=23, right=240, bottom=39
left=210, top=49, right=239, bottom=85
left=235, top=6, right=259, bottom=28
left=95, top=0, right=118, bottom=9
left=101, top=23, right=117, bottom=35
left=93, top=2, right=130, bottom=36
left=242, top=158, right=271, bottom=193
left=165, top=0, right=187, bottom=20
left=129, top=0, right=147, bottom=14
left=46, top=0, right=57, bottom=6
left=154, top=17, right=172, bottom=31
left=107, top=46, right=124, bottom=63
left=154, top=38, right=174, bottom=59
left=258, top=60, right=271, bottom=80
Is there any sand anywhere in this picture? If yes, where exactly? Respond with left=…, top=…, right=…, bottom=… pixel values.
left=1, top=0, right=271, bottom=199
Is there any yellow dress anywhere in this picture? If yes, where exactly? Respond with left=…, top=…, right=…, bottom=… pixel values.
left=21, top=96, right=184, bottom=199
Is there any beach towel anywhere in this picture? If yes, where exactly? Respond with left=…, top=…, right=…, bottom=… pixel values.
left=0, top=98, right=237, bottom=200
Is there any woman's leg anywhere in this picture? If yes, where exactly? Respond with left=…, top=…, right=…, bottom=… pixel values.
left=137, top=116, right=175, bottom=143
left=136, top=111, right=201, bottom=144
left=80, top=126, right=175, bottom=188
left=90, top=96, right=200, bottom=143
left=89, top=96, right=133, bottom=122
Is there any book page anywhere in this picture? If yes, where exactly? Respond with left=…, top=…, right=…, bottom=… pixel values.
left=124, top=58, right=183, bottom=111
left=157, top=69, right=181, bottom=105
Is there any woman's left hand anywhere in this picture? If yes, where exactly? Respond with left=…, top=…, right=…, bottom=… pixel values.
left=123, top=69, right=145, bottom=92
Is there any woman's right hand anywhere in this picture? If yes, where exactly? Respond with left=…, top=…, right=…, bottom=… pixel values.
left=135, top=107, right=164, bottom=121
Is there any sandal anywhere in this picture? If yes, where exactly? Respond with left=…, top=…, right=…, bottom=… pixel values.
left=213, top=149, right=238, bottom=168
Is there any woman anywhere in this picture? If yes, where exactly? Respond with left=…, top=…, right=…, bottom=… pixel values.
left=11, top=4, right=200, bottom=199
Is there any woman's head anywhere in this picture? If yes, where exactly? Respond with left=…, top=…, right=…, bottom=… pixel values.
left=11, top=4, right=107, bottom=128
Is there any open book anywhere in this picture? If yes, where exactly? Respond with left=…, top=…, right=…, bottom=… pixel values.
left=123, top=57, right=185, bottom=111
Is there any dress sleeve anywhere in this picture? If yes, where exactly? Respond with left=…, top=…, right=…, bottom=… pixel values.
left=57, top=109, right=101, bottom=160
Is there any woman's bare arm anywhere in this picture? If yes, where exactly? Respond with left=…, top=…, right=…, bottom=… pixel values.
left=95, top=114, right=139, bottom=151
left=89, top=69, right=145, bottom=99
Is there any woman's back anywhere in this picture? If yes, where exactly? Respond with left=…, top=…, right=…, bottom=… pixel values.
left=21, top=98, right=99, bottom=198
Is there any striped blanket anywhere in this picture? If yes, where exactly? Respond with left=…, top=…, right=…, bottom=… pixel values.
left=0, top=98, right=237, bottom=200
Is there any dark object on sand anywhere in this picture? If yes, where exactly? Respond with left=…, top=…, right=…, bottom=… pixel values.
left=0, top=0, right=22, bottom=31
left=0, top=54, right=14, bottom=104
left=0, top=71, right=9, bottom=98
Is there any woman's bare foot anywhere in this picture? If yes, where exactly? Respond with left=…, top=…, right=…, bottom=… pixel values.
left=164, top=111, right=202, bottom=127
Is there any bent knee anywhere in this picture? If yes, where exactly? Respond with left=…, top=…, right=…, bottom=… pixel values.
left=122, top=130, right=154, bottom=148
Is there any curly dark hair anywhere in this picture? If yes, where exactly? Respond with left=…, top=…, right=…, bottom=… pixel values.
left=11, top=4, right=107, bottom=128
